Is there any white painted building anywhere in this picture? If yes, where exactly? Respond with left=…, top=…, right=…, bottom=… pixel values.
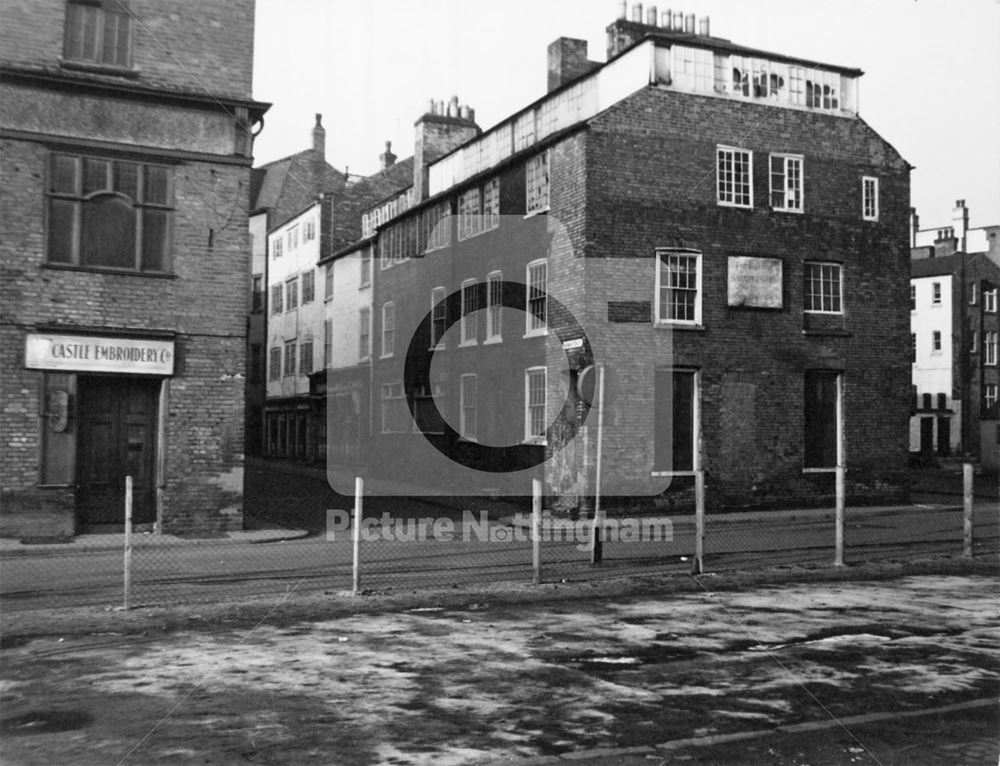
left=264, top=202, right=324, bottom=458
left=910, top=267, right=959, bottom=455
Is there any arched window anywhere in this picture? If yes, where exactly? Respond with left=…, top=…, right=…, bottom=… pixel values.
left=47, top=153, right=173, bottom=272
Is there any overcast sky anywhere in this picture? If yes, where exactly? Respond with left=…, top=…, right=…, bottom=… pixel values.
left=252, top=0, right=999, bottom=231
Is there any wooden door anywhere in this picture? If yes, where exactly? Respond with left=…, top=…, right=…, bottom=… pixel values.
left=77, top=376, right=158, bottom=527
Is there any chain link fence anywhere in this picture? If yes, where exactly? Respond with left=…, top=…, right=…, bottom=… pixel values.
left=1, top=459, right=996, bottom=612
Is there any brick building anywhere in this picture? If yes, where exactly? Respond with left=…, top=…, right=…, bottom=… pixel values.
left=0, top=0, right=268, bottom=535
left=909, top=201, right=1000, bottom=469
left=334, top=9, right=913, bottom=508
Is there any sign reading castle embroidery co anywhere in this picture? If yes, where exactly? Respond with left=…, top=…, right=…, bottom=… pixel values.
left=24, top=333, right=175, bottom=376
left=727, top=256, right=783, bottom=309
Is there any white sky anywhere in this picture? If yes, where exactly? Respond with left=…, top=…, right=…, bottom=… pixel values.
left=252, top=0, right=1000, bottom=230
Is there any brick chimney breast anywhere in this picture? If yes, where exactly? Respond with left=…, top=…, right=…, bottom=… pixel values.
left=413, top=99, right=480, bottom=203
left=547, top=38, right=600, bottom=92
left=312, top=113, right=325, bottom=162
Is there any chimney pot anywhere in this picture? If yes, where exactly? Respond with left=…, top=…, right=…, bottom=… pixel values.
left=699, top=16, right=710, bottom=35
left=672, top=11, right=683, bottom=29
left=617, top=0, right=627, bottom=19
left=631, top=3, right=643, bottom=23
left=312, top=112, right=325, bottom=161
left=661, top=9, right=671, bottom=28
left=684, top=13, right=695, bottom=33
left=646, top=5, right=657, bottom=25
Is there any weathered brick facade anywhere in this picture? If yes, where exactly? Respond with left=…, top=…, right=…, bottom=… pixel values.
left=357, top=20, right=911, bottom=510
left=0, top=0, right=268, bottom=535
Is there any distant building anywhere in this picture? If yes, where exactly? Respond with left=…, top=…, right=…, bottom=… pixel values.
left=909, top=201, right=1000, bottom=470
left=260, top=142, right=413, bottom=462
left=329, top=8, right=913, bottom=509
left=1, top=0, right=268, bottom=536
left=246, top=115, right=345, bottom=455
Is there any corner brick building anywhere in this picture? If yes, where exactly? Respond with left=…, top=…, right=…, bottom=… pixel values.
left=342, top=10, right=913, bottom=509
left=0, top=0, right=268, bottom=535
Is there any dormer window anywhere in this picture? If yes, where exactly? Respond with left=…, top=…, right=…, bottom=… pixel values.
left=64, top=0, right=133, bottom=69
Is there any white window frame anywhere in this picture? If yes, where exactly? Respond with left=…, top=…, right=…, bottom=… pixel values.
left=910, top=284, right=916, bottom=311
left=654, top=248, right=702, bottom=326
left=524, top=366, right=547, bottom=444
left=526, top=152, right=550, bottom=215
left=985, top=383, right=998, bottom=412
left=380, top=301, right=395, bottom=359
left=651, top=368, right=701, bottom=477
left=803, top=262, right=843, bottom=314
left=460, top=374, right=478, bottom=441
left=268, top=346, right=281, bottom=381
left=932, top=282, right=941, bottom=305
left=287, top=225, right=299, bottom=251
left=458, top=187, right=482, bottom=241
left=429, top=286, right=447, bottom=349
left=525, top=259, right=548, bottom=337
left=862, top=176, right=879, bottom=221
left=270, top=283, right=283, bottom=315
left=769, top=153, right=803, bottom=213
left=272, top=236, right=283, bottom=259
left=985, top=288, right=998, bottom=313
left=304, top=218, right=316, bottom=242
left=986, top=331, right=998, bottom=366
left=285, top=276, right=298, bottom=311
left=359, top=306, right=371, bottom=361
left=483, top=178, right=500, bottom=231
left=486, top=270, right=503, bottom=343
left=302, top=269, right=315, bottom=304
left=360, top=247, right=372, bottom=288
left=283, top=340, right=296, bottom=377
left=324, top=264, right=334, bottom=302
left=716, top=145, right=753, bottom=208
left=932, top=330, right=942, bottom=353
left=381, top=382, right=407, bottom=434
left=460, top=279, right=479, bottom=346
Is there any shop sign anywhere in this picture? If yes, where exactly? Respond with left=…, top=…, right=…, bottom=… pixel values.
left=25, top=333, right=175, bottom=375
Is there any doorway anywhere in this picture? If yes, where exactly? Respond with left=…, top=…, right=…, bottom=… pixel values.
left=77, top=376, right=159, bottom=529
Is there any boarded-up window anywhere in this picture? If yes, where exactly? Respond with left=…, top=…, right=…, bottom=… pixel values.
left=654, top=370, right=695, bottom=472
left=804, top=370, right=839, bottom=468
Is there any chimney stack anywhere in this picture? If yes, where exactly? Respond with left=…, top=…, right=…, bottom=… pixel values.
left=910, top=207, right=919, bottom=248
left=312, top=113, right=325, bottom=162
left=379, top=140, right=397, bottom=170
left=952, top=199, right=969, bottom=252
left=933, top=227, right=957, bottom=258
left=413, top=97, right=480, bottom=203
left=548, top=37, right=601, bottom=92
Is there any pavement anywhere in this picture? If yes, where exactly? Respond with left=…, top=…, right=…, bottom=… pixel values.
left=1, top=573, right=997, bottom=765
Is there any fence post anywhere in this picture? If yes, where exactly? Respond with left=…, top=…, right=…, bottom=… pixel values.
left=590, top=365, right=606, bottom=565
left=124, top=475, right=133, bottom=610
left=691, top=469, right=705, bottom=574
left=834, top=464, right=845, bottom=566
left=352, top=476, right=363, bottom=596
left=532, top=478, right=542, bottom=585
left=963, top=463, right=973, bottom=558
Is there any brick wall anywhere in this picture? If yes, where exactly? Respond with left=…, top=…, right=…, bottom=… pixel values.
left=0, top=0, right=257, bottom=100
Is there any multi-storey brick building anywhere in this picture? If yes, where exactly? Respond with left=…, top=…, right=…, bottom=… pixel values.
left=329, top=9, right=913, bottom=509
left=0, top=0, right=268, bottom=535
left=909, top=201, right=1000, bottom=469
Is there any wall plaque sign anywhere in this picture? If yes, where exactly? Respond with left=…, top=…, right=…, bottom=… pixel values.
left=727, top=256, right=783, bottom=308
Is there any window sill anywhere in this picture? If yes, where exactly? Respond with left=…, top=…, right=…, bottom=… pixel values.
left=770, top=207, right=803, bottom=214
left=458, top=340, right=478, bottom=349
left=650, top=470, right=696, bottom=477
left=379, top=354, right=394, bottom=360
left=59, top=58, right=140, bottom=79
left=802, top=467, right=837, bottom=474
left=802, top=329, right=852, bottom=337
left=523, top=208, right=550, bottom=219
left=483, top=336, right=503, bottom=345
left=716, top=201, right=753, bottom=210
left=654, top=322, right=705, bottom=331
left=523, top=330, right=548, bottom=339
left=522, top=439, right=547, bottom=447
left=41, top=263, right=175, bottom=279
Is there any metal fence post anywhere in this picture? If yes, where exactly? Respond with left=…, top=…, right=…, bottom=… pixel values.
left=691, top=469, right=705, bottom=575
left=963, top=463, right=973, bottom=558
left=124, top=475, right=133, bottom=610
left=532, top=478, right=541, bottom=585
left=590, top=365, right=605, bottom=565
left=352, top=476, right=363, bottom=595
left=834, top=464, right=845, bottom=566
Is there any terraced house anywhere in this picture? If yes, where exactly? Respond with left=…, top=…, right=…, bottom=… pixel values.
left=0, top=0, right=268, bottom=535
left=332, top=6, right=912, bottom=510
